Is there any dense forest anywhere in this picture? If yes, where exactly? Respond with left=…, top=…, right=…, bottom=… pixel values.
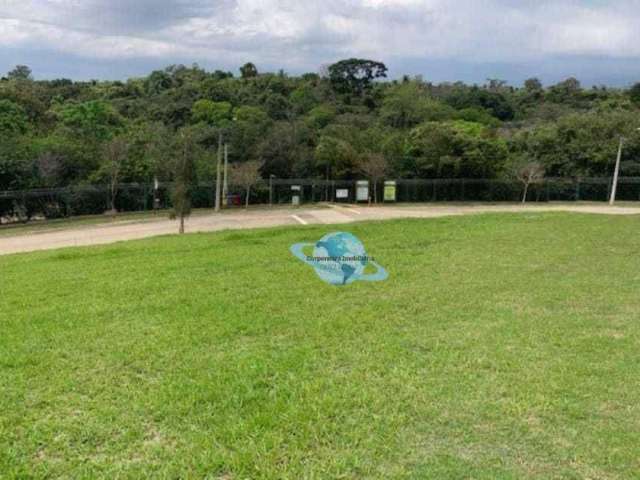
left=2, top=59, right=640, bottom=197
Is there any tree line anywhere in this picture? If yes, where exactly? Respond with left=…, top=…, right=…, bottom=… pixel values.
left=2, top=59, right=640, bottom=203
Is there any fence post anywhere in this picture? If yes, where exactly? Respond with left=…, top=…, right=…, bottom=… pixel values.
left=546, top=181, right=550, bottom=202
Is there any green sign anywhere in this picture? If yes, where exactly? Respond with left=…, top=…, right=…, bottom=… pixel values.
left=384, top=181, right=397, bottom=202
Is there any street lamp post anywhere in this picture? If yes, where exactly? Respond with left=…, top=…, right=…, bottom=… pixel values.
left=223, top=144, right=229, bottom=207
left=609, top=137, right=624, bottom=206
left=214, top=132, right=222, bottom=212
left=269, top=174, right=276, bottom=207
left=610, top=128, right=640, bottom=205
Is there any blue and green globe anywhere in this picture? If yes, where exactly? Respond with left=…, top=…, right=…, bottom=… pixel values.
left=291, top=232, right=389, bottom=286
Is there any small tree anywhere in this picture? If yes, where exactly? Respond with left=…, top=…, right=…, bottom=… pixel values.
left=358, top=153, right=389, bottom=203
left=171, top=130, right=197, bottom=234
left=101, top=136, right=129, bottom=213
left=231, top=161, right=262, bottom=208
left=514, top=161, right=545, bottom=204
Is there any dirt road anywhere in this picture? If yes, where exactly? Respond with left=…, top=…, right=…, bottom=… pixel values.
left=1, top=203, right=639, bottom=256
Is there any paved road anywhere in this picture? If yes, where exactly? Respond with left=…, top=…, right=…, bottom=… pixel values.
left=1, top=203, right=640, bottom=256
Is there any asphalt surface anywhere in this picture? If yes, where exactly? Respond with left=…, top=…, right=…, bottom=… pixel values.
left=1, top=203, right=639, bottom=256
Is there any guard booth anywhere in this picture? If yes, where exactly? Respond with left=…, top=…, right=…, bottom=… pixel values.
left=384, top=181, right=397, bottom=202
left=356, top=180, right=370, bottom=203
left=291, top=185, right=302, bottom=206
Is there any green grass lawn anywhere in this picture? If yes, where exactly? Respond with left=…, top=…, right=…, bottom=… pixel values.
left=2, top=213, right=640, bottom=479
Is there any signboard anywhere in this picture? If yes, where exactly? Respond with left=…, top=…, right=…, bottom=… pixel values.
left=384, top=181, right=397, bottom=202
left=356, top=180, right=369, bottom=202
left=292, top=185, right=302, bottom=205
left=336, top=189, right=349, bottom=199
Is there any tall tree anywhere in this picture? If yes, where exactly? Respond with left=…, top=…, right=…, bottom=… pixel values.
left=100, top=136, right=130, bottom=213
left=7, top=65, right=32, bottom=81
left=171, top=129, right=197, bottom=234
left=328, top=59, right=388, bottom=96
left=240, top=62, right=259, bottom=79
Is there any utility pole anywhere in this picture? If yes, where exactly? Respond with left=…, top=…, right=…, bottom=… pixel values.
left=223, top=144, right=229, bottom=207
left=610, top=137, right=624, bottom=205
left=215, top=131, right=222, bottom=212
left=610, top=128, right=640, bottom=205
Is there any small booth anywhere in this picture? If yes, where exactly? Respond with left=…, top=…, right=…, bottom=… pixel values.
left=356, top=180, right=370, bottom=203
left=384, top=181, right=397, bottom=202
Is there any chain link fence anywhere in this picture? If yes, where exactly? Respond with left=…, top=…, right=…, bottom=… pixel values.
left=2, top=177, right=639, bottom=224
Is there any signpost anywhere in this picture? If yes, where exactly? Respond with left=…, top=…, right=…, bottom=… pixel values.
left=292, top=185, right=302, bottom=206
left=356, top=181, right=369, bottom=202
left=336, top=189, right=349, bottom=201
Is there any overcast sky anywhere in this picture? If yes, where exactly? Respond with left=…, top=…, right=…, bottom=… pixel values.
left=1, top=0, right=640, bottom=86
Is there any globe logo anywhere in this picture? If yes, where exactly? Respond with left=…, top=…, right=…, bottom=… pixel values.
left=291, top=232, right=389, bottom=286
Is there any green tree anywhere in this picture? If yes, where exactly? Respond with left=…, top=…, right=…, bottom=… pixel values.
left=408, top=121, right=507, bottom=178
left=290, top=84, right=319, bottom=114
left=7, top=65, right=32, bottom=81
left=315, top=136, right=359, bottom=179
left=305, top=105, right=336, bottom=130
left=524, top=77, right=543, bottom=92
left=328, top=59, right=388, bottom=96
left=57, top=100, right=123, bottom=142
left=240, top=63, right=258, bottom=79
left=381, top=82, right=455, bottom=129
left=629, top=82, right=640, bottom=105
left=231, top=106, right=271, bottom=161
left=0, top=100, right=29, bottom=136
left=0, top=137, right=32, bottom=190
left=191, top=100, right=233, bottom=127
left=146, top=70, right=173, bottom=94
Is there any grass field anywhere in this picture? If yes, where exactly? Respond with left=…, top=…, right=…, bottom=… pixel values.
left=2, top=212, right=640, bottom=479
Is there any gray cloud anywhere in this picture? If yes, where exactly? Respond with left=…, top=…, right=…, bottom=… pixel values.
left=76, top=0, right=220, bottom=34
left=1, top=0, right=640, bottom=85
